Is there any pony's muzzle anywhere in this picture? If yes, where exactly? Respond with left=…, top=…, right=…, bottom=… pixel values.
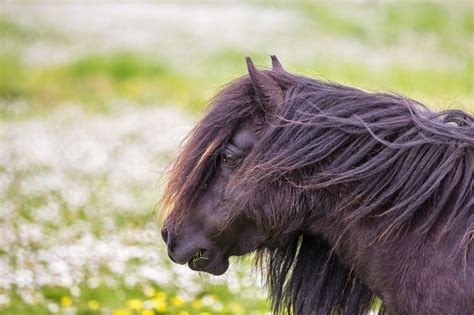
left=161, top=225, right=201, bottom=265
left=160, top=226, right=177, bottom=262
left=160, top=226, right=169, bottom=244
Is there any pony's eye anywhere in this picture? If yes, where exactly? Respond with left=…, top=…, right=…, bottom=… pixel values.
left=222, top=153, right=241, bottom=168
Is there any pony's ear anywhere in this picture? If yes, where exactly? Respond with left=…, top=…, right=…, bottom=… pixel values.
left=246, top=57, right=284, bottom=113
left=270, top=55, right=286, bottom=73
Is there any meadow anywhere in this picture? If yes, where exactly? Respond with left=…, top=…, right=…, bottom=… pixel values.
left=0, top=1, right=472, bottom=314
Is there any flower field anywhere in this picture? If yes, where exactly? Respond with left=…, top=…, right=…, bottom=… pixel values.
left=0, top=105, right=269, bottom=314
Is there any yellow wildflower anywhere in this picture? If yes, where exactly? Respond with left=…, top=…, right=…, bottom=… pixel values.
left=229, top=302, right=244, bottom=315
left=142, top=310, right=154, bottom=315
left=152, top=298, right=167, bottom=312
left=171, top=295, right=184, bottom=306
left=127, top=299, right=144, bottom=310
left=199, top=313, right=210, bottom=315
left=60, top=296, right=72, bottom=307
left=178, top=311, right=189, bottom=315
left=155, top=291, right=166, bottom=300
left=112, top=309, right=130, bottom=315
left=88, top=300, right=100, bottom=310
left=191, top=299, right=203, bottom=309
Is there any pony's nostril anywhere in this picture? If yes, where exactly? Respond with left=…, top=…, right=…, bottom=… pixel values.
left=161, top=227, right=169, bottom=243
left=168, top=253, right=177, bottom=263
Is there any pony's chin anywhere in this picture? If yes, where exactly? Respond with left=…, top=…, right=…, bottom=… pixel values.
left=188, top=256, right=229, bottom=276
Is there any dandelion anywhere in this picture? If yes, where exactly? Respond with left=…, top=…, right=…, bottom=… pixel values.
left=151, top=298, right=167, bottom=313
left=154, top=291, right=166, bottom=300
left=112, top=309, right=130, bottom=315
left=191, top=299, right=203, bottom=309
left=171, top=295, right=184, bottom=306
left=88, top=300, right=100, bottom=310
left=60, top=296, right=72, bottom=307
left=141, top=310, right=154, bottom=315
left=127, top=299, right=144, bottom=310
left=229, top=302, right=245, bottom=315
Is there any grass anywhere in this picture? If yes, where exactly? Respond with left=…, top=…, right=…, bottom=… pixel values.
left=0, top=52, right=210, bottom=116
left=0, top=15, right=60, bottom=42
left=0, top=82, right=269, bottom=314
left=299, top=57, right=473, bottom=112
left=294, top=1, right=473, bottom=50
left=3, top=283, right=268, bottom=315
left=1, top=50, right=471, bottom=119
left=1, top=1, right=473, bottom=118
left=0, top=52, right=474, bottom=117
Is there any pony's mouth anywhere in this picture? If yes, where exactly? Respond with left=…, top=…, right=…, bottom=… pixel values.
left=189, top=249, right=209, bottom=268
left=187, top=249, right=229, bottom=275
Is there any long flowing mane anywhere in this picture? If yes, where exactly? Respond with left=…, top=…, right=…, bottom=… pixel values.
left=241, top=73, right=473, bottom=242
left=162, top=68, right=474, bottom=314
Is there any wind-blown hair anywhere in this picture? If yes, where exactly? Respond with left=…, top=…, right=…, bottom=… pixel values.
left=162, top=66, right=474, bottom=314
left=161, top=75, right=260, bottom=226
left=239, top=77, right=473, bottom=241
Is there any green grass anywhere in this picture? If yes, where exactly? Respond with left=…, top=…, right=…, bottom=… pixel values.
left=2, top=157, right=270, bottom=314
left=0, top=53, right=206, bottom=116
left=0, top=15, right=64, bottom=43
left=0, top=16, right=31, bottom=40
left=299, top=57, right=473, bottom=112
left=294, top=1, right=473, bottom=49
left=1, top=50, right=471, bottom=119
left=1, top=1, right=473, bottom=118
left=3, top=282, right=268, bottom=315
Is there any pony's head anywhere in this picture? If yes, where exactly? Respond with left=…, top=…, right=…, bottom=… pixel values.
left=160, top=56, right=292, bottom=275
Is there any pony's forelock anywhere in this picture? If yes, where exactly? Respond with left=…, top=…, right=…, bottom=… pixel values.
left=160, top=75, right=267, bottom=228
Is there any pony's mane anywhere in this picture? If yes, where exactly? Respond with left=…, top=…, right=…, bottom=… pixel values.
left=162, top=69, right=474, bottom=314
left=240, top=72, right=473, bottom=242
left=255, top=234, right=380, bottom=315
left=239, top=72, right=473, bottom=314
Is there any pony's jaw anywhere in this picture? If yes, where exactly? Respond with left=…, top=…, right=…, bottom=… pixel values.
left=186, top=234, right=260, bottom=276
left=187, top=249, right=230, bottom=275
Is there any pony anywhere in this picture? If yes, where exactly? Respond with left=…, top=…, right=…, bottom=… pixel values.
left=160, top=56, right=473, bottom=314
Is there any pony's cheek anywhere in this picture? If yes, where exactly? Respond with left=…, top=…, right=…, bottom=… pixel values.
left=199, top=209, right=232, bottom=240
left=224, top=217, right=261, bottom=254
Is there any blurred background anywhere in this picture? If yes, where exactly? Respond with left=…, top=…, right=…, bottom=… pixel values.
left=0, top=0, right=472, bottom=314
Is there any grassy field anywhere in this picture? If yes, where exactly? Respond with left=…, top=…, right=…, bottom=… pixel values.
left=1, top=1, right=473, bottom=118
left=0, top=1, right=472, bottom=314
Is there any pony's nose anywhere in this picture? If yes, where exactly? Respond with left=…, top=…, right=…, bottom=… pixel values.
left=161, top=226, right=179, bottom=263
left=161, top=226, right=169, bottom=244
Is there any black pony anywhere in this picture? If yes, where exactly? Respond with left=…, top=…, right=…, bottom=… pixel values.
left=161, top=56, right=473, bottom=314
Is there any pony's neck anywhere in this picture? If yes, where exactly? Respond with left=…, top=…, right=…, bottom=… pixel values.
left=306, top=207, right=415, bottom=302
left=305, top=202, right=470, bottom=314
left=309, top=217, right=379, bottom=284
